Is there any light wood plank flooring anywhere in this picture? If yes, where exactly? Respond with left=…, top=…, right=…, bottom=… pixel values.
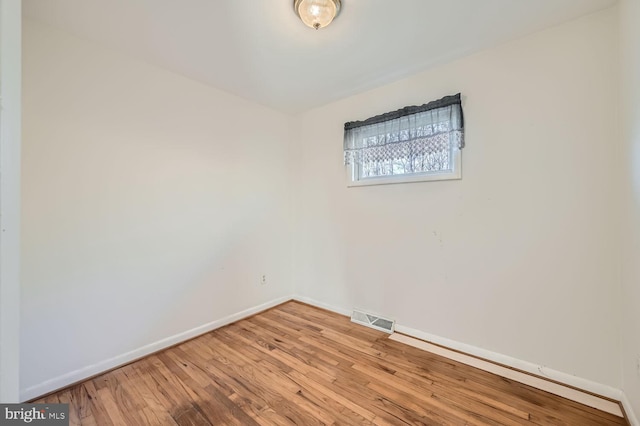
left=36, top=301, right=627, bottom=425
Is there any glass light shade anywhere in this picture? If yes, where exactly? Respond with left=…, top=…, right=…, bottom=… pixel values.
left=294, top=0, right=341, bottom=30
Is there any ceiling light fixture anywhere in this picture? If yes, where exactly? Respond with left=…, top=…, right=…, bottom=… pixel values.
left=293, top=0, right=341, bottom=30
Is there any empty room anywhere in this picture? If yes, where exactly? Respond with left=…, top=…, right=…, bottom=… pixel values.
left=1, top=0, right=639, bottom=424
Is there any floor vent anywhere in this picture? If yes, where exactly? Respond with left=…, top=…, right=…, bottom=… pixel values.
left=351, top=310, right=395, bottom=334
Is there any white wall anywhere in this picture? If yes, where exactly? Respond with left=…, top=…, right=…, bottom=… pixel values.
left=293, top=8, right=621, bottom=388
left=620, top=0, right=640, bottom=421
left=21, top=20, right=295, bottom=397
left=0, top=0, right=21, bottom=403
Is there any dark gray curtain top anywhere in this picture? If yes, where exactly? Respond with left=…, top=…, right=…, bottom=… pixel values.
left=344, top=93, right=463, bottom=131
left=343, top=94, right=464, bottom=166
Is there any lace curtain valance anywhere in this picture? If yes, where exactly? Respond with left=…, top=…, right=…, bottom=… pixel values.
left=343, top=93, right=464, bottom=166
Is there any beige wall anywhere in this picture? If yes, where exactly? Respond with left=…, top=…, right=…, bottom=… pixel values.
left=22, top=5, right=639, bottom=417
left=293, top=7, right=621, bottom=388
left=21, top=20, right=295, bottom=398
left=620, top=0, right=640, bottom=421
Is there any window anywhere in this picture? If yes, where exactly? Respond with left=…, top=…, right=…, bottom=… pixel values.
left=343, top=93, right=464, bottom=186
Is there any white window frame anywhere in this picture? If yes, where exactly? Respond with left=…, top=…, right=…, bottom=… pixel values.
left=346, top=144, right=462, bottom=187
left=344, top=94, right=464, bottom=188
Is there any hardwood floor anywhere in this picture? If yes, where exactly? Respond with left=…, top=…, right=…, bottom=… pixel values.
left=36, top=301, right=627, bottom=425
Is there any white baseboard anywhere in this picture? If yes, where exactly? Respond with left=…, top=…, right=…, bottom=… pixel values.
left=20, top=296, right=291, bottom=402
left=22, top=293, right=637, bottom=424
left=292, top=295, right=352, bottom=317
left=393, top=324, right=622, bottom=402
left=390, top=333, right=623, bottom=417
left=622, top=391, right=640, bottom=426
left=292, top=296, right=629, bottom=419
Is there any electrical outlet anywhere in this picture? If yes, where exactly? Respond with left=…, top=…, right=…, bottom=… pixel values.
left=260, top=274, right=267, bottom=285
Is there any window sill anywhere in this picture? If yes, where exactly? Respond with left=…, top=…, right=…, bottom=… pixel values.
left=347, top=169, right=461, bottom=187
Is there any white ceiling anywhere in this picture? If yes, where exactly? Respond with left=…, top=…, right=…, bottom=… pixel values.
left=23, top=0, right=616, bottom=113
